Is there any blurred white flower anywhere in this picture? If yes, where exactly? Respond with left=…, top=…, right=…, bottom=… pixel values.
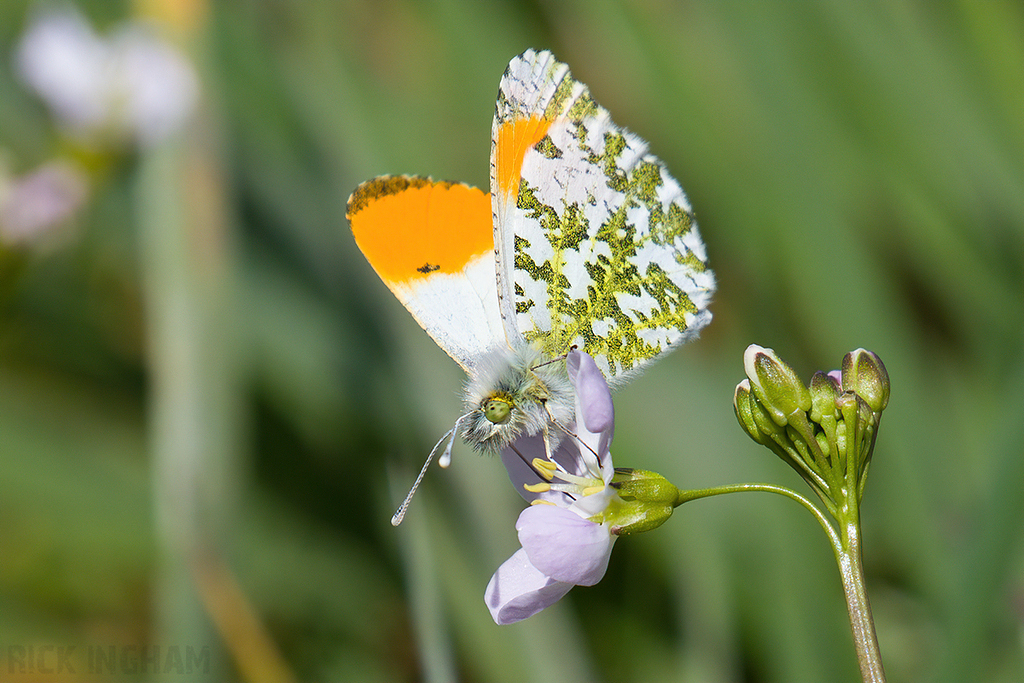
left=0, top=159, right=87, bottom=245
left=15, top=4, right=200, bottom=147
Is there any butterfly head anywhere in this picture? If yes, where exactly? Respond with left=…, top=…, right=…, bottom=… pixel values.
left=462, top=345, right=575, bottom=455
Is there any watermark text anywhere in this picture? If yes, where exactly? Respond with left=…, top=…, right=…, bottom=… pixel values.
left=5, top=644, right=211, bottom=676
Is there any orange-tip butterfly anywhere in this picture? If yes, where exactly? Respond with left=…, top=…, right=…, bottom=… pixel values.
left=347, top=50, right=715, bottom=523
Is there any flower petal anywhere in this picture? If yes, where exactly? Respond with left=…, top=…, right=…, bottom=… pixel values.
left=485, top=548, right=574, bottom=625
left=568, top=350, right=613, bottom=435
left=516, top=505, right=614, bottom=586
left=567, top=351, right=614, bottom=477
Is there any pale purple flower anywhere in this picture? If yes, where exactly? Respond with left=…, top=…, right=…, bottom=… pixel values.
left=485, top=350, right=619, bottom=624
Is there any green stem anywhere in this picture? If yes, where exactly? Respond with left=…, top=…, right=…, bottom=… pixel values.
left=677, top=483, right=886, bottom=683
left=836, top=508, right=887, bottom=682
left=676, top=483, right=840, bottom=551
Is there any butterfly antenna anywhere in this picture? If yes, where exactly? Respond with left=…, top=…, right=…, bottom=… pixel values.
left=390, top=424, right=459, bottom=526
left=554, top=418, right=600, bottom=460
left=437, top=411, right=472, bottom=469
left=530, top=346, right=575, bottom=371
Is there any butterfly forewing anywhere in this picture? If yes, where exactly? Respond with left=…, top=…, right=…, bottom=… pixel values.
left=347, top=176, right=504, bottom=372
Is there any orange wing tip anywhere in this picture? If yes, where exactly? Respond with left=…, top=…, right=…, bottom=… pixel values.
left=348, top=175, right=493, bottom=285
left=495, top=117, right=552, bottom=200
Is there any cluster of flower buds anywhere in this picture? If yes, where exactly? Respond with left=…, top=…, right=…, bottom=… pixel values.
left=734, top=345, right=889, bottom=516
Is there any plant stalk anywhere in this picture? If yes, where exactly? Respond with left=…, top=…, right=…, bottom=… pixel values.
left=677, top=482, right=886, bottom=682
left=836, top=514, right=886, bottom=682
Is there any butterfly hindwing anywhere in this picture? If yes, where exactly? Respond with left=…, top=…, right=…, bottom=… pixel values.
left=491, top=49, right=715, bottom=382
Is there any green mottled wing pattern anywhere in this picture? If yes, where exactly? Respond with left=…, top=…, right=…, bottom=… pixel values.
left=493, top=49, right=715, bottom=382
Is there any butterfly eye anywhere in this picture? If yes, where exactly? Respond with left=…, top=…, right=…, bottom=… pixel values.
left=482, top=396, right=513, bottom=425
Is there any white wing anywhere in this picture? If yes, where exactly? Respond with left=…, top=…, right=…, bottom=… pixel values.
left=490, top=50, right=715, bottom=381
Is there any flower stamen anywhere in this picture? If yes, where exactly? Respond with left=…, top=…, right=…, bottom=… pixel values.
left=530, top=458, right=558, bottom=481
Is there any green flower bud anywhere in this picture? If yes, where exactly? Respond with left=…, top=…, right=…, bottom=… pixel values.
left=809, top=371, right=840, bottom=424
left=815, top=430, right=832, bottom=459
left=841, top=348, right=890, bottom=413
left=809, top=371, right=840, bottom=452
left=834, top=391, right=866, bottom=464
left=734, top=379, right=767, bottom=444
left=606, top=468, right=681, bottom=535
left=743, top=344, right=812, bottom=425
left=749, top=390, right=795, bottom=450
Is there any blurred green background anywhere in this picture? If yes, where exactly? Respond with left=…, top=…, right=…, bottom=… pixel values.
left=0, top=0, right=1020, bottom=681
